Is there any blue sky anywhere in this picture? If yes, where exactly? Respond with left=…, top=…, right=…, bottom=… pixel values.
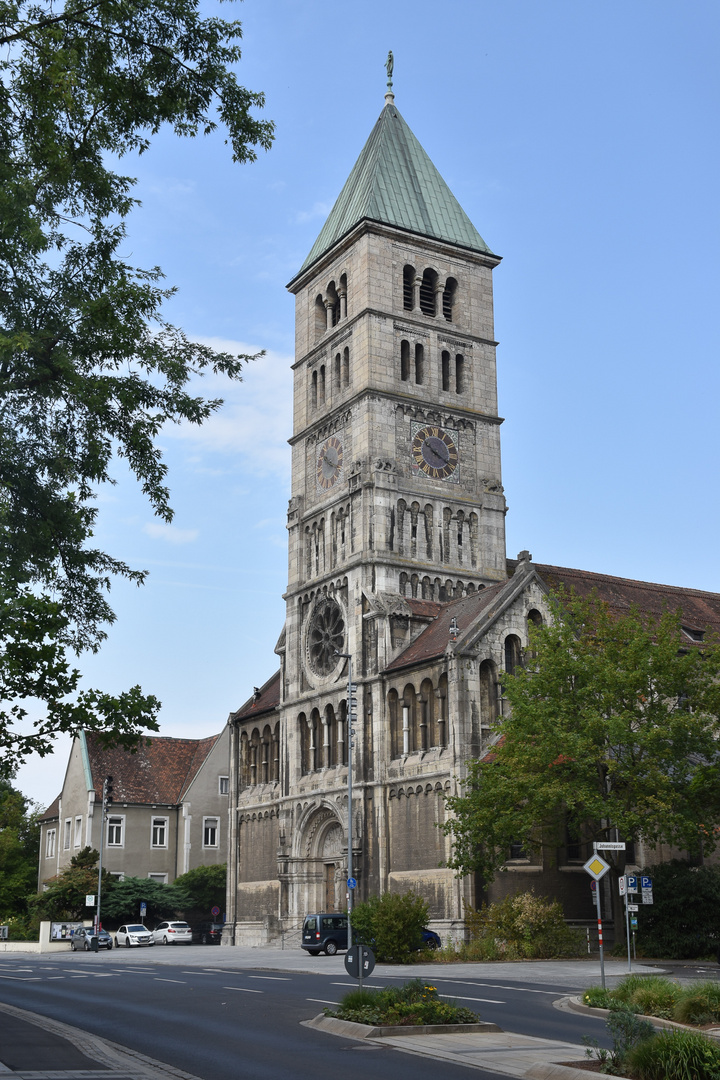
left=16, top=0, right=720, bottom=806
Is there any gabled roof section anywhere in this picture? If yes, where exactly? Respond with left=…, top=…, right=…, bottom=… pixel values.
left=385, top=581, right=508, bottom=673
left=232, top=669, right=281, bottom=723
left=83, top=732, right=220, bottom=806
left=298, top=102, right=494, bottom=274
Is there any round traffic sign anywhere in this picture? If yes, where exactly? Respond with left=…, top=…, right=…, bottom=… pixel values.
left=344, top=945, right=375, bottom=979
left=347, top=877, right=357, bottom=889
left=211, top=906, right=221, bottom=917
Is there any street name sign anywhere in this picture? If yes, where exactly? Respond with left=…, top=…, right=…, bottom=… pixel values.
left=595, top=842, right=626, bottom=850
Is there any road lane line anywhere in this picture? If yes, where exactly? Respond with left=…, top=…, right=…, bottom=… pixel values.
left=439, top=994, right=504, bottom=1004
left=223, top=986, right=263, bottom=993
left=248, top=975, right=291, bottom=981
left=154, top=978, right=187, bottom=984
left=307, top=998, right=341, bottom=1006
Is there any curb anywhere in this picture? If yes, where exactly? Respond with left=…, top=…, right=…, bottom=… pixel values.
left=303, top=1014, right=502, bottom=1039
left=565, top=995, right=720, bottom=1041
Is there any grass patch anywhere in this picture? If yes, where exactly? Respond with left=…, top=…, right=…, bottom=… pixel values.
left=626, top=1028, right=720, bottom=1079
left=324, top=978, right=480, bottom=1027
left=582, top=974, right=720, bottom=1030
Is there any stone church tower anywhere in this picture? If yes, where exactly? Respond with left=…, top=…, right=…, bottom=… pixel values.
left=228, top=90, right=698, bottom=945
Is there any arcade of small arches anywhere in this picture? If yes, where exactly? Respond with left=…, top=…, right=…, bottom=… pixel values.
left=477, top=616, right=543, bottom=727
left=399, top=572, right=482, bottom=602
left=298, top=701, right=349, bottom=774
left=403, top=264, right=457, bottom=321
left=304, top=505, right=354, bottom=578
left=387, top=674, right=448, bottom=758
left=239, top=723, right=280, bottom=788
left=237, top=807, right=279, bottom=824
left=392, top=500, right=479, bottom=568
left=400, top=339, right=465, bottom=393
left=314, top=272, right=348, bottom=338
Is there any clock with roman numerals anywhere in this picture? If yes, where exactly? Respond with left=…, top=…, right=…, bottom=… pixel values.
left=411, top=424, right=459, bottom=481
left=316, top=435, right=344, bottom=490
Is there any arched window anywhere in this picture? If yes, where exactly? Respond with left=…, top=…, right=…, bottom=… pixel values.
left=420, top=678, right=435, bottom=749
left=403, top=264, right=415, bottom=310
left=315, top=295, right=326, bottom=339
left=455, top=353, right=464, bottom=394
left=388, top=689, right=400, bottom=758
left=442, top=277, right=457, bottom=321
left=343, top=346, right=350, bottom=388
left=419, top=268, right=437, bottom=316
left=437, top=673, right=448, bottom=746
left=400, top=339, right=410, bottom=382
left=326, top=281, right=339, bottom=328
left=402, top=685, right=417, bottom=753
left=339, top=272, right=348, bottom=320
left=441, top=350, right=451, bottom=391
left=479, top=659, right=499, bottom=726
left=311, top=369, right=317, bottom=409
left=334, top=353, right=341, bottom=393
left=504, top=634, right=523, bottom=675
left=414, top=343, right=424, bottom=385
left=319, top=364, right=326, bottom=405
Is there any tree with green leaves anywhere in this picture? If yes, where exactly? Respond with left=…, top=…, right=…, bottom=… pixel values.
left=0, top=779, right=40, bottom=921
left=173, top=863, right=226, bottom=917
left=99, top=875, right=190, bottom=926
left=0, top=0, right=274, bottom=775
left=32, top=845, right=113, bottom=920
left=443, top=591, right=720, bottom=936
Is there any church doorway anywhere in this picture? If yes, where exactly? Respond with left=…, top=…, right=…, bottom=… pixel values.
left=325, top=864, right=336, bottom=910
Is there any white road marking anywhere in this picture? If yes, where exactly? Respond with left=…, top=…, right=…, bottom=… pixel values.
left=223, top=986, right=263, bottom=993
left=439, top=994, right=504, bottom=1004
left=248, top=975, right=291, bottom=981
left=154, top=978, right=186, bottom=984
left=307, top=998, right=341, bottom=1006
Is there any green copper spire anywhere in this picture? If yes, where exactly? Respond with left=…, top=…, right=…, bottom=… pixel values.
left=299, top=98, right=493, bottom=273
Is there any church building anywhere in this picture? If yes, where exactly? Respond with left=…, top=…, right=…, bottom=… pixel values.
left=224, top=88, right=720, bottom=946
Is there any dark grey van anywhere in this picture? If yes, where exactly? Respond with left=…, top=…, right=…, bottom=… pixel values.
left=301, top=913, right=348, bottom=955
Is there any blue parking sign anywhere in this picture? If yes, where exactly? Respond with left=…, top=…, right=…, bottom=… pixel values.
left=641, top=876, right=652, bottom=889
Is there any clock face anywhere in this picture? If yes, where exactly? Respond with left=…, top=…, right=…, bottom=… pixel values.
left=411, top=424, right=459, bottom=480
left=317, top=435, right=344, bottom=490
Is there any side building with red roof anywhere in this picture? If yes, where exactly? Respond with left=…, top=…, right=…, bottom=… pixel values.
left=38, top=729, right=229, bottom=891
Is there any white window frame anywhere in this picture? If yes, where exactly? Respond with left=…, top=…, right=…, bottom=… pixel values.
left=147, top=872, right=168, bottom=884
left=151, top=816, right=168, bottom=849
left=219, top=775, right=229, bottom=795
left=63, top=818, right=71, bottom=850
left=46, top=828, right=56, bottom=858
left=110, top=871, right=125, bottom=882
left=202, top=816, right=219, bottom=849
left=74, top=816, right=83, bottom=848
left=107, top=815, right=125, bottom=847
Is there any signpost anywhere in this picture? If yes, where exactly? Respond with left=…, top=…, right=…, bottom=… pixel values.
left=584, top=851, right=610, bottom=988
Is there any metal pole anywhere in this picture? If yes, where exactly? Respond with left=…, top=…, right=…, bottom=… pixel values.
left=96, top=779, right=107, bottom=935
left=625, top=889, right=632, bottom=972
left=346, top=653, right=353, bottom=951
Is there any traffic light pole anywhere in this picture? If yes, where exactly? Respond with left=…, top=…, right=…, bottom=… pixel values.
left=95, top=777, right=112, bottom=936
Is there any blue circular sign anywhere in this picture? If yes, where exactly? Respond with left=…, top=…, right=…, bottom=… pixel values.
left=347, top=877, right=357, bottom=889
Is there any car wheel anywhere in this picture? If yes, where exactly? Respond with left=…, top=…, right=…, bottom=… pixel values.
left=306, top=949, right=320, bottom=956
left=163, top=936, right=169, bottom=945
left=125, top=938, right=131, bottom=948
left=84, top=941, right=90, bottom=951
left=114, top=938, right=119, bottom=948
left=70, top=941, right=76, bottom=951
left=107, top=942, right=112, bottom=950
left=325, top=940, right=338, bottom=956
left=201, top=933, right=208, bottom=944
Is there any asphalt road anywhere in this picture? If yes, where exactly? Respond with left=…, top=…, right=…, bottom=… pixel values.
left=0, top=947, right=618, bottom=1080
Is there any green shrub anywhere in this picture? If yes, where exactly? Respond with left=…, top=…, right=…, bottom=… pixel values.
left=610, top=974, right=659, bottom=1005
left=673, top=981, right=720, bottom=1026
left=583, top=1003, right=655, bottom=1074
left=350, top=891, right=429, bottom=963
left=464, top=892, right=584, bottom=960
left=634, top=861, right=720, bottom=959
left=325, top=978, right=479, bottom=1027
left=582, top=986, right=613, bottom=1009
left=626, top=1028, right=720, bottom=1080
left=630, top=977, right=682, bottom=1020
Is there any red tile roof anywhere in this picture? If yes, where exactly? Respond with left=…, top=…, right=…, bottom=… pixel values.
left=39, top=795, right=60, bottom=821
left=84, top=732, right=220, bottom=805
left=522, top=561, right=720, bottom=636
left=232, top=669, right=281, bottom=722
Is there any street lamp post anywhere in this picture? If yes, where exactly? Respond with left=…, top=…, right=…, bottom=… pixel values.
left=95, top=776, right=113, bottom=938
left=335, top=650, right=356, bottom=949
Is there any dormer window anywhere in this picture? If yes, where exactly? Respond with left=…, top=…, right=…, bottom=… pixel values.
left=682, top=626, right=705, bottom=642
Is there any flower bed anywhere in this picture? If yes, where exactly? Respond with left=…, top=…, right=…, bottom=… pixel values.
left=323, top=979, right=479, bottom=1027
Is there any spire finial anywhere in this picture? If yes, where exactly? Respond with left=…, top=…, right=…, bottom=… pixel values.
left=385, top=50, right=395, bottom=104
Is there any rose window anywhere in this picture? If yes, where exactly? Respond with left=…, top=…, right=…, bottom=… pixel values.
left=307, top=599, right=345, bottom=676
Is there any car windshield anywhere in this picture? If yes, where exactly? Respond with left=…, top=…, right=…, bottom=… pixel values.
left=170, top=923, right=189, bottom=929
left=127, top=925, right=146, bottom=932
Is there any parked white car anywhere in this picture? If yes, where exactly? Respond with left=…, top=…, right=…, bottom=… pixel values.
left=115, top=924, right=154, bottom=948
left=152, top=921, right=192, bottom=945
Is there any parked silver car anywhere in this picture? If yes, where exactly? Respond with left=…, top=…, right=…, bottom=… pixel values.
left=152, top=921, right=192, bottom=945
left=115, top=924, right=154, bottom=947
left=70, top=927, right=113, bottom=951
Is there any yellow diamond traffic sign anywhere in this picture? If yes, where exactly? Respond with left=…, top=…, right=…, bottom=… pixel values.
left=584, top=854, right=610, bottom=880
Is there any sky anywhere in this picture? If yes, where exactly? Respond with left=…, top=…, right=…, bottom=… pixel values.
left=15, top=0, right=720, bottom=807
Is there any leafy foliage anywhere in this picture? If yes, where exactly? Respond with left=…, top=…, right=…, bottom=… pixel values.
left=325, top=979, right=479, bottom=1027
left=458, top=892, right=584, bottom=960
left=32, top=845, right=112, bottom=920
left=0, top=0, right=273, bottom=772
left=626, top=1028, right=720, bottom=1080
left=583, top=1003, right=656, bottom=1076
left=350, top=891, right=429, bottom=963
left=444, top=591, right=720, bottom=892
left=0, top=779, right=40, bottom=920
left=173, top=863, right=226, bottom=918
left=583, top=974, right=720, bottom=1028
left=99, top=876, right=190, bottom=926
left=634, top=860, right=720, bottom=959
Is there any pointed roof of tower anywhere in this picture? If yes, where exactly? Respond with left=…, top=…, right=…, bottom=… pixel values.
left=298, top=101, right=494, bottom=273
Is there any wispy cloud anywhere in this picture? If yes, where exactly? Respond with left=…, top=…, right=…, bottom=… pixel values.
left=143, top=522, right=199, bottom=545
left=295, top=201, right=332, bottom=224
left=163, top=338, right=293, bottom=482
